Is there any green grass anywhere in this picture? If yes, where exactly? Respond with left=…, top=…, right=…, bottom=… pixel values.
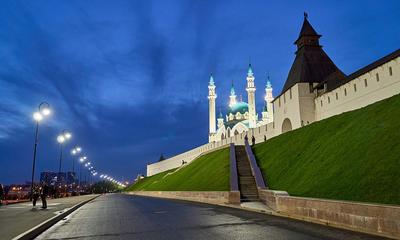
left=126, top=147, right=230, bottom=191
left=253, top=94, right=400, bottom=205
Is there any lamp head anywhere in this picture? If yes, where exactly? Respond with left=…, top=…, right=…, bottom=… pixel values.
left=64, top=132, right=72, bottom=139
left=33, top=112, right=43, bottom=122
left=57, top=135, right=65, bottom=143
left=41, top=107, right=51, bottom=116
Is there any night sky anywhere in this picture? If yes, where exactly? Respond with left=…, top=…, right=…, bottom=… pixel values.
left=1, top=1, right=399, bottom=184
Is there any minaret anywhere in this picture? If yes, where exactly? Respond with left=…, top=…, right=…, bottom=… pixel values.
left=229, top=82, right=237, bottom=108
left=217, top=110, right=224, bottom=129
left=264, top=76, right=274, bottom=123
left=208, top=74, right=217, bottom=139
left=246, top=64, right=257, bottom=128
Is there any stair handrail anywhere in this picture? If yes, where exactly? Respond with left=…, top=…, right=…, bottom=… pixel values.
left=244, top=140, right=267, bottom=189
left=229, top=143, right=239, bottom=192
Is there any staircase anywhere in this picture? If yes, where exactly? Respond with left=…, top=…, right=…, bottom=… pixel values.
left=235, top=146, right=260, bottom=202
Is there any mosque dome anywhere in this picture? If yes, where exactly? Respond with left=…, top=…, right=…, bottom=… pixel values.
left=228, top=102, right=249, bottom=115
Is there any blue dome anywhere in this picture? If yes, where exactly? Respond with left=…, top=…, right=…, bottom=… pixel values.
left=228, top=102, right=248, bottom=114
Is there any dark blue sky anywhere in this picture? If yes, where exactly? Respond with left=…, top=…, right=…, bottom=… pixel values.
left=1, top=0, right=399, bottom=184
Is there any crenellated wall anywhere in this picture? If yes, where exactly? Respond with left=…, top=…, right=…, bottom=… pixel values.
left=315, top=57, right=400, bottom=120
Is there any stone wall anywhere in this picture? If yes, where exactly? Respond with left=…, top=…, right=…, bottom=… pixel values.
left=147, top=122, right=278, bottom=176
left=126, top=191, right=231, bottom=205
left=315, top=56, right=400, bottom=121
left=259, top=190, right=400, bottom=239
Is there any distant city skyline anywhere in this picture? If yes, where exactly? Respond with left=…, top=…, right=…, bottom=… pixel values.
left=1, top=0, right=399, bottom=184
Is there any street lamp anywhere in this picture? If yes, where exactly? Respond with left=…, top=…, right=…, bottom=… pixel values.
left=70, top=146, right=82, bottom=192
left=30, top=102, right=51, bottom=200
left=79, top=156, right=87, bottom=190
left=71, top=146, right=81, bottom=174
left=57, top=129, right=72, bottom=185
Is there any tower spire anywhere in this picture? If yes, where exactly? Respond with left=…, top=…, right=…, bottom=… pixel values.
left=209, top=73, right=215, bottom=85
left=294, top=13, right=321, bottom=49
left=266, top=75, right=272, bottom=88
left=229, top=80, right=237, bottom=107
left=247, top=63, right=253, bottom=76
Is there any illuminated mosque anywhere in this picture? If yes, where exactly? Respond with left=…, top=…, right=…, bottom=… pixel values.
left=207, top=66, right=274, bottom=142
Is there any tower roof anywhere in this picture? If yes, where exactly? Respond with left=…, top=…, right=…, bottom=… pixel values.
left=230, top=82, right=235, bottom=95
left=218, top=111, right=223, bottom=119
left=247, top=64, right=253, bottom=76
left=266, top=76, right=272, bottom=89
left=294, top=13, right=321, bottom=44
left=209, top=73, right=214, bottom=86
left=279, top=14, right=344, bottom=95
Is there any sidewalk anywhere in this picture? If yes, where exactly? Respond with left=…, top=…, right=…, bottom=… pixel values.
left=0, top=194, right=98, bottom=240
left=1, top=200, right=30, bottom=205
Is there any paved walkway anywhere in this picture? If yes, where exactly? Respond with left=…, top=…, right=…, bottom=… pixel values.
left=0, top=194, right=98, bottom=240
left=37, top=194, right=387, bottom=240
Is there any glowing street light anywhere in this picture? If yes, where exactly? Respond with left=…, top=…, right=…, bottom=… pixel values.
left=57, top=129, right=72, bottom=183
left=78, top=155, right=87, bottom=190
left=70, top=146, right=82, bottom=187
left=30, top=102, right=51, bottom=200
left=71, top=146, right=81, bottom=169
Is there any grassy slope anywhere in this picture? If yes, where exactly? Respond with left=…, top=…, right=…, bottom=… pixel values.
left=126, top=147, right=230, bottom=191
left=253, top=94, right=400, bottom=205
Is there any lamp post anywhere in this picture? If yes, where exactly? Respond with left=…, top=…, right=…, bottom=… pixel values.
left=71, top=146, right=81, bottom=182
left=57, top=130, right=72, bottom=185
left=79, top=156, right=87, bottom=191
left=30, top=102, right=51, bottom=200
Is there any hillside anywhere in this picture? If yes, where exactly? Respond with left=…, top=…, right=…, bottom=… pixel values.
left=253, top=94, right=400, bottom=205
left=126, top=147, right=230, bottom=191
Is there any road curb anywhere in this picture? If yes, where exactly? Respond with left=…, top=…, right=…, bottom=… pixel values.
left=12, top=195, right=100, bottom=240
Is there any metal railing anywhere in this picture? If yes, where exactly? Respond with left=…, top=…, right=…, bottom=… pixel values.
left=244, top=140, right=267, bottom=189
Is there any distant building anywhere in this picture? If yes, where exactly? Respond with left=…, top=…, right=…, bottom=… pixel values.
left=40, top=171, right=76, bottom=185
left=40, top=172, right=57, bottom=185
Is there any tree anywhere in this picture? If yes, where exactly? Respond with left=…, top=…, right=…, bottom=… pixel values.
left=158, top=154, right=165, bottom=162
left=89, top=181, right=119, bottom=194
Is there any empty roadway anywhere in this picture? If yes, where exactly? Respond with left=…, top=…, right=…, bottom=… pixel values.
left=36, top=194, right=387, bottom=240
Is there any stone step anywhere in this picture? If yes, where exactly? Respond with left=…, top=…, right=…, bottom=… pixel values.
left=235, top=145, right=260, bottom=203
left=240, top=190, right=257, bottom=193
left=241, top=193, right=258, bottom=196
left=239, top=185, right=257, bottom=192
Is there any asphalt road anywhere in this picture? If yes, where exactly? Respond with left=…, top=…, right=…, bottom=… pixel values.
left=36, top=194, right=387, bottom=240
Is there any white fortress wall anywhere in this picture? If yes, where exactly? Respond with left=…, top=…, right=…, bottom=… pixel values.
left=315, top=57, right=400, bottom=120
left=147, top=54, right=399, bottom=177
left=147, top=122, right=277, bottom=176
left=272, top=84, right=303, bottom=134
